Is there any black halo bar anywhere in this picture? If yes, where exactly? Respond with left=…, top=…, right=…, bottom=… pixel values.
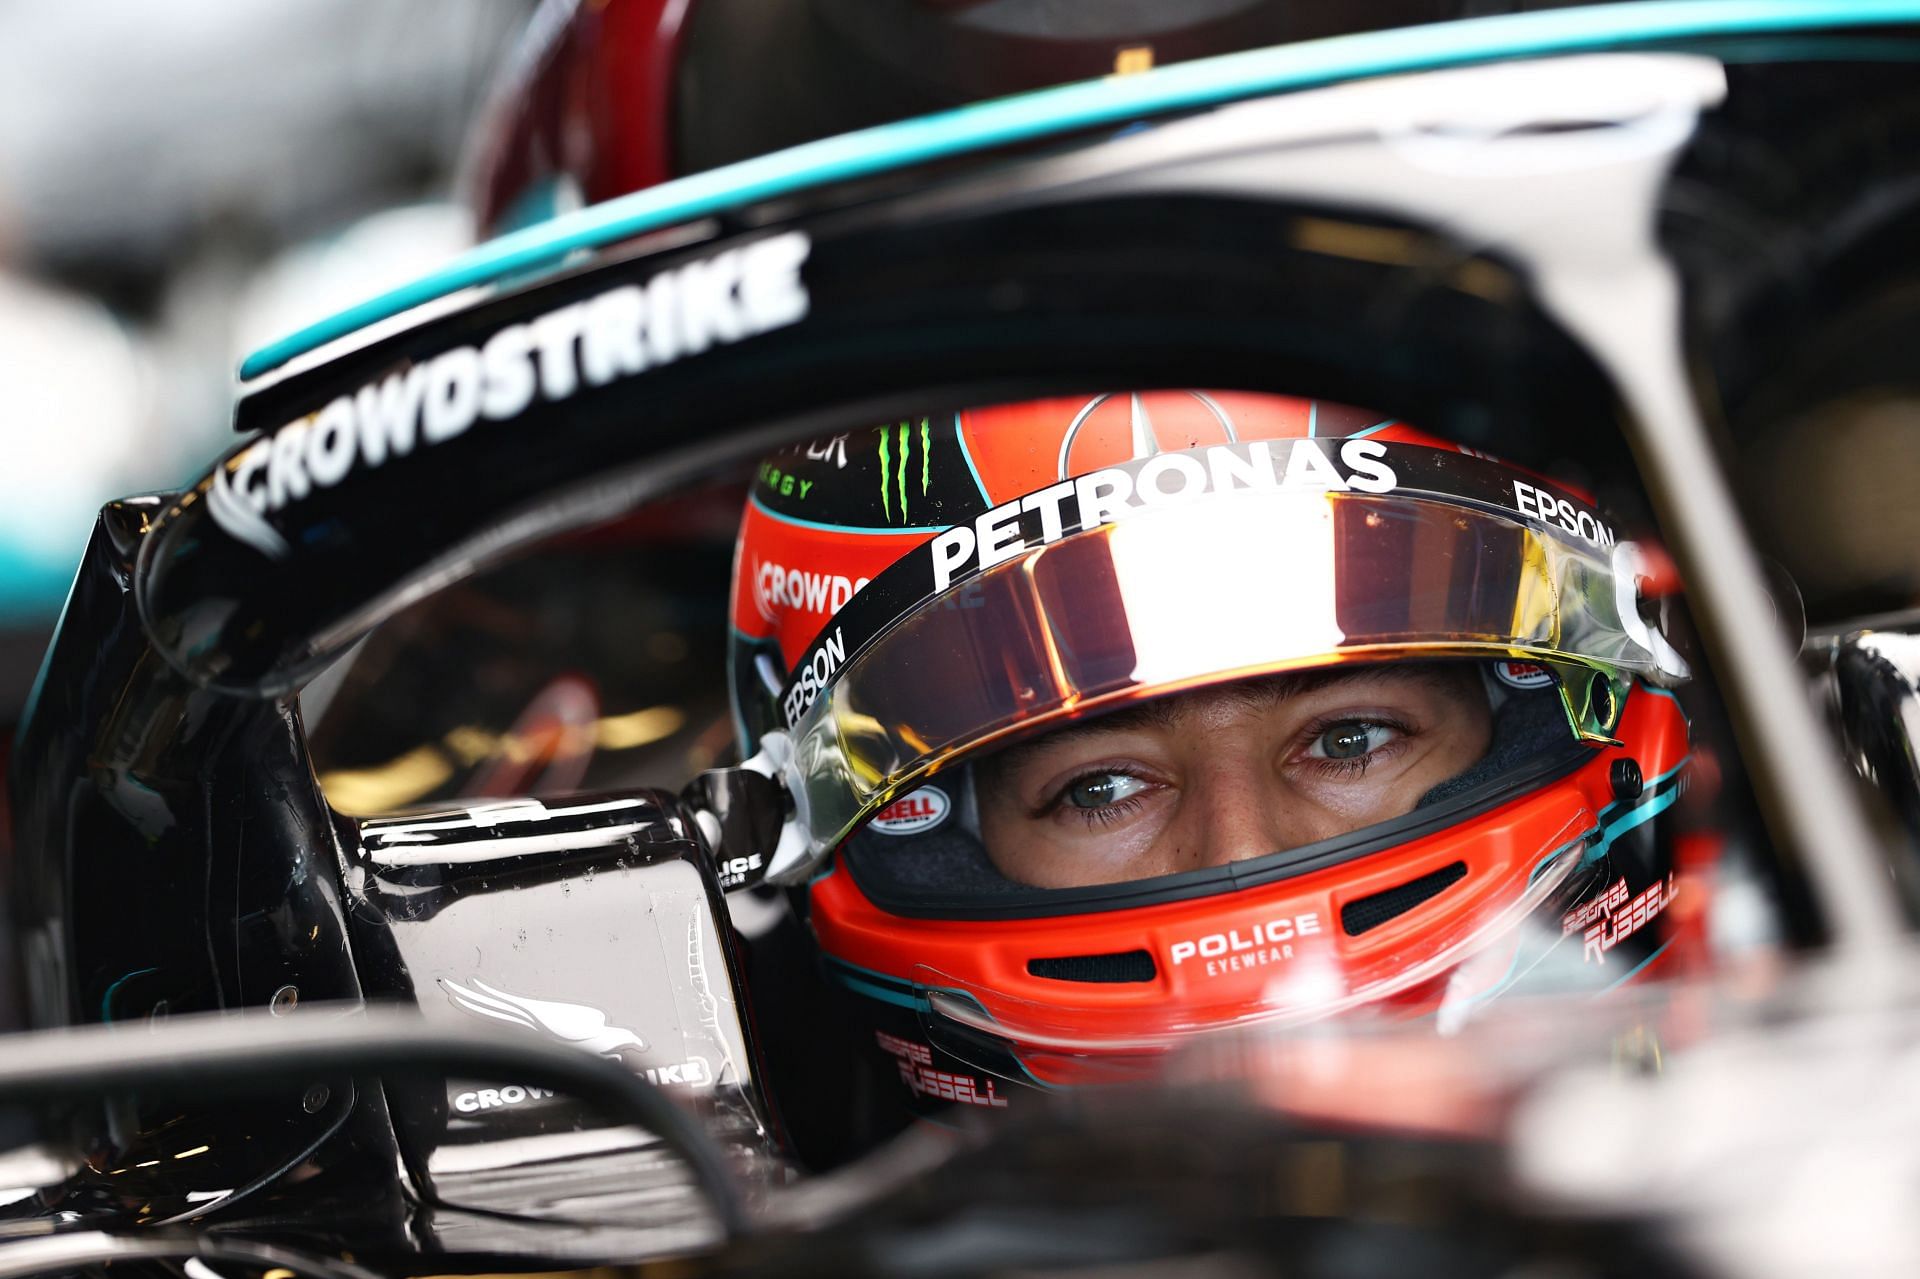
left=0, top=1007, right=750, bottom=1240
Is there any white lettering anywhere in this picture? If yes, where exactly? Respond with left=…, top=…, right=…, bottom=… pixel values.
left=232, top=440, right=272, bottom=509
left=677, top=248, right=745, bottom=354
left=353, top=367, right=428, bottom=466
left=931, top=526, right=977, bottom=593
left=642, top=267, right=680, bottom=365
left=1340, top=439, right=1397, bottom=493
left=1169, top=913, right=1323, bottom=967
left=422, top=346, right=482, bottom=443
left=305, top=397, right=358, bottom=487
left=1513, top=480, right=1538, bottom=519
left=974, top=501, right=1026, bottom=572
left=1137, top=452, right=1207, bottom=502
left=211, top=234, right=815, bottom=556
left=738, top=232, right=812, bottom=331
left=783, top=627, right=848, bottom=726
left=1281, top=439, right=1347, bottom=490
left=1074, top=466, right=1134, bottom=527
left=452, top=1084, right=555, bottom=1113
left=803, top=432, right=849, bottom=468
left=1205, top=440, right=1275, bottom=493
left=1021, top=480, right=1075, bottom=543
left=480, top=323, right=537, bottom=421
left=530, top=303, right=587, bottom=401
left=642, top=1058, right=713, bottom=1088
left=267, top=420, right=311, bottom=507
left=580, top=286, right=646, bottom=385
left=1513, top=480, right=1616, bottom=549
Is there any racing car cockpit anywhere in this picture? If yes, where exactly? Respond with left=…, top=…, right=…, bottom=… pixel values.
left=10, top=8, right=1920, bottom=1277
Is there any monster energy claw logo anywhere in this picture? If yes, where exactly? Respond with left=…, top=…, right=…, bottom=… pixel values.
left=876, top=418, right=933, bottom=522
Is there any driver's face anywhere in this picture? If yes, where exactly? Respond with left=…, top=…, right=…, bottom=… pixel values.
left=975, top=664, right=1493, bottom=889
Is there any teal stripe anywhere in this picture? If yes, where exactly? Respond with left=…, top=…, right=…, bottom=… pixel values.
left=240, top=0, right=1920, bottom=380
left=100, top=967, right=159, bottom=1022
left=1633, top=682, right=1694, bottom=729
left=1350, top=419, right=1397, bottom=439
left=1580, top=763, right=1686, bottom=866
left=824, top=959, right=930, bottom=1011
left=835, top=972, right=928, bottom=1011
left=748, top=492, right=947, bottom=535
left=824, top=958, right=1061, bottom=1092
left=1473, top=772, right=1686, bottom=1002
left=1467, top=826, right=1610, bottom=1000
left=1641, top=753, right=1691, bottom=791
left=952, top=411, right=992, bottom=503
left=1582, top=785, right=1679, bottom=864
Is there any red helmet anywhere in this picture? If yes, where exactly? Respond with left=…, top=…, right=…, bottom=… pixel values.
left=728, top=390, right=1698, bottom=1115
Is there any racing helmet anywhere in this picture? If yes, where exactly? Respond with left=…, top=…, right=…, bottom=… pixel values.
left=730, top=389, right=1697, bottom=1115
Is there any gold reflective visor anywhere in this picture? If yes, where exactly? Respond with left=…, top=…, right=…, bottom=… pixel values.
left=777, top=487, right=1672, bottom=876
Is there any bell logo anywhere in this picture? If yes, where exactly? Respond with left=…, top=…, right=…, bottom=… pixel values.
left=1494, top=660, right=1556, bottom=690
left=868, top=786, right=951, bottom=836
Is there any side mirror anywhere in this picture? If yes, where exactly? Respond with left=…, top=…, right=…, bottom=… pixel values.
left=348, top=791, right=779, bottom=1232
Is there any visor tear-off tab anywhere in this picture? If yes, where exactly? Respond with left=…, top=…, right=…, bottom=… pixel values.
left=682, top=763, right=793, bottom=892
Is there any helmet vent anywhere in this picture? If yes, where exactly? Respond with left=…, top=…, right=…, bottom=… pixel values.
left=1341, top=861, right=1469, bottom=936
left=1027, top=950, right=1157, bottom=983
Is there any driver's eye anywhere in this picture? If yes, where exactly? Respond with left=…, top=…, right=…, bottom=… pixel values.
left=1064, top=772, right=1149, bottom=810
left=1310, top=722, right=1394, bottom=760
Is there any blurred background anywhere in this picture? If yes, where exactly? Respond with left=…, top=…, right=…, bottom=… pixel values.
left=7, top=0, right=1920, bottom=978
left=0, top=0, right=536, bottom=734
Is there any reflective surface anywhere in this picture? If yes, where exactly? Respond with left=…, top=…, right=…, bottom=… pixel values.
left=783, top=473, right=1669, bottom=869
left=15, top=24, right=1920, bottom=1272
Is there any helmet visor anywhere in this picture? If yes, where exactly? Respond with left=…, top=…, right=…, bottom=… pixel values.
left=778, top=444, right=1682, bottom=871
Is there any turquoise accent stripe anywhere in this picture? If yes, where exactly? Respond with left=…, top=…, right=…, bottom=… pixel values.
left=1473, top=770, right=1686, bottom=1002
left=1603, top=935, right=1675, bottom=989
left=100, top=967, right=159, bottom=1022
left=1570, top=756, right=1688, bottom=870
left=836, top=971, right=928, bottom=1012
left=1307, top=401, right=1319, bottom=438
left=1582, top=783, right=1680, bottom=864
left=952, top=411, right=992, bottom=503
left=748, top=492, right=947, bottom=535
left=824, top=958, right=931, bottom=1011
left=1633, top=682, right=1694, bottom=729
left=1639, top=753, right=1690, bottom=791
left=1351, top=419, right=1397, bottom=439
left=240, top=0, right=1920, bottom=380
left=824, top=957, right=1062, bottom=1093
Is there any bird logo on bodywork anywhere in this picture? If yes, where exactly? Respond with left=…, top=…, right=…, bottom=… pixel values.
left=438, top=977, right=647, bottom=1059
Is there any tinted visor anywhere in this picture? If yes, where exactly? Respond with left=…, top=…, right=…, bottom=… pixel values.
left=776, top=461, right=1681, bottom=874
